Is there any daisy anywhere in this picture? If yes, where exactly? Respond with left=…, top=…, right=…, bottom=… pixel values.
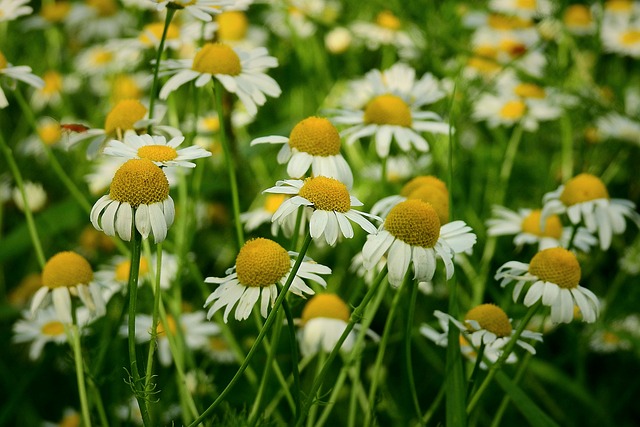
left=360, top=154, right=432, bottom=185
left=495, top=247, right=600, bottom=324
left=588, top=314, right=639, bottom=353
left=0, top=51, right=45, bottom=109
left=90, top=158, right=175, bottom=243
left=486, top=206, right=597, bottom=252
left=540, top=173, right=640, bottom=250
left=137, top=21, right=183, bottom=50
left=240, top=193, right=307, bottom=237
left=30, top=251, right=106, bottom=324
left=263, top=177, right=379, bottom=246
left=0, top=0, right=32, bottom=22
left=350, top=10, right=424, bottom=60
left=251, top=116, right=354, bottom=188
left=64, top=0, right=135, bottom=42
left=263, top=0, right=340, bottom=39
left=212, top=9, right=269, bottom=49
left=562, top=4, right=596, bottom=36
left=159, top=42, right=281, bottom=117
left=104, top=133, right=211, bottom=168
left=601, top=7, right=640, bottom=57
left=596, top=111, right=640, bottom=144
left=43, top=409, right=83, bottom=427
left=12, top=307, right=91, bottom=360
left=204, top=238, right=331, bottom=322
left=12, top=181, right=47, bottom=213
left=154, top=0, right=230, bottom=22
left=328, top=63, right=451, bottom=158
left=363, top=199, right=476, bottom=287
left=30, top=70, right=80, bottom=111
left=489, top=0, right=554, bottom=19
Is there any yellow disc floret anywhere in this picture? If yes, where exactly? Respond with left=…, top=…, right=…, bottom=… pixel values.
left=104, top=99, right=147, bottom=135
left=499, top=100, right=526, bottom=120
left=559, top=173, right=609, bottom=206
left=407, top=185, right=450, bottom=225
left=41, top=320, right=66, bottom=336
left=376, top=10, right=401, bottom=30
left=235, top=238, right=291, bottom=287
left=115, top=257, right=150, bottom=282
left=156, top=315, right=178, bottom=337
left=529, top=247, right=581, bottom=289
left=264, top=194, right=287, bottom=214
left=87, top=0, right=118, bottom=16
left=364, top=94, right=412, bottom=127
left=192, top=43, right=241, bottom=76
left=109, top=159, right=170, bottom=207
left=41, top=71, right=63, bottom=95
left=137, top=145, right=178, bottom=162
left=288, top=117, right=341, bottom=156
left=42, top=251, right=94, bottom=289
left=514, top=83, right=545, bottom=99
left=301, top=294, right=350, bottom=324
left=111, top=75, right=142, bottom=104
left=299, top=176, right=351, bottom=213
left=464, top=304, right=512, bottom=337
left=621, top=30, right=640, bottom=46
left=400, top=175, right=448, bottom=197
left=563, top=5, right=592, bottom=28
left=521, top=210, right=563, bottom=239
left=385, top=199, right=441, bottom=248
left=0, top=51, right=7, bottom=69
left=139, top=22, right=180, bottom=46
left=216, top=11, right=249, bottom=41
left=38, top=122, right=62, bottom=146
left=40, top=1, right=71, bottom=22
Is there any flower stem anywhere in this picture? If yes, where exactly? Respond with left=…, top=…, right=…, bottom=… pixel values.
left=560, top=114, right=573, bottom=182
left=69, top=324, right=92, bottom=427
left=282, top=297, right=302, bottom=418
left=187, top=233, right=314, bottom=427
left=489, top=351, right=535, bottom=427
left=404, top=280, right=421, bottom=422
left=144, top=245, right=163, bottom=398
left=0, top=131, right=46, bottom=268
left=212, top=80, right=244, bottom=249
left=148, top=9, right=176, bottom=121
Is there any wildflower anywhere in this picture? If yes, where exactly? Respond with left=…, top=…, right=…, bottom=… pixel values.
left=204, top=238, right=331, bottom=322
left=601, top=3, right=640, bottom=57
left=240, top=193, right=307, bottom=237
left=42, top=408, right=82, bottom=427
left=563, top=4, right=596, bottom=36
left=154, top=0, right=230, bottom=22
left=588, top=314, right=639, bottom=353
left=12, top=181, right=47, bottom=212
left=596, top=112, right=640, bottom=144
left=329, top=63, right=451, bottom=158
left=0, top=51, right=44, bottom=109
left=264, top=177, right=379, bottom=246
left=486, top=206, right=597, bottom=252
left=489, top=0, right=554, bottom=19
left=350, top=10, right=424, bottom=60
left=30, top=251, right=106, bottom=324
left=104, top=133, right=211, bottom=168
left=138, top=21, right=182, bottom=49
left=251, top=116, right=353, bottom=188
left=90, top=158, right=175, bottom=243
left=65, top=0, right=135, bottom=42
left=362, top=199, right=476, bottom=287
left=325, top=27, right=352, bottom=54
left=541, top=173, right=640, bottom=250
left=0, top=0, right=32, bottom=22
left=263, top=0, right=340, bottom=39
left=495, top=247, right=600, bottom=324
left=159, top=43, right=281, bottom=117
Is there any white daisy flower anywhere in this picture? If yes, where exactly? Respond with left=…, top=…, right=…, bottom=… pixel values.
left=137, top=20, right=183, bottom=50
left=495, top=247, right=600, bottom=324
left=30, top=251, right=107, bottom=324
left=0, top=51, right=44, bottom=109
left=251, top=116, right=353, bottom=188
left=601, top=17, right=640, bottom=57
left=350, top=10, right=424, bottom=60
left=596, top=111, right=640, bottom=144
left=328, top=63, right=451, bottom=158
left=159, top=43, right=281, bottom=117
left=211, top=9, right=269, bottom=49
left=153, top=0, right=230, bottom=23
left=362, top=199, right=476, bottom=287
left=263, top=177, right=379, bottom=246
left=562, top=4, right=597, bottom=36
left=12, top=307, right=92, bottom=360
left=64, top=0, right=135, bottom=42
left=204, top=238, right=331, bottom=322
left=486, top=206, right=597, bottom=252
left=90, top=159, right=175, bottom=243
left=489, top=0, right=554, bottom=19
left=0, top=0, right=32, bottom=22
left=540, top=173, right=640, bottom=250
left=240, top=193, right=307, bottom=238
left=104, top=133, right=211, bottom=168
left=263, top=0, right=340, bottom=39
left=12, top=181, right=47, bottom=213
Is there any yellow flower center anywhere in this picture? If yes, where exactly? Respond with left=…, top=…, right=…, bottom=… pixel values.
left=499, top=100, right=526, bottom=120
left=156, top=315, right=179, bottom=337
left=400, top=175, right=448, bottom=197
left=208, top=336, right=229, bottom=351
left=620, top=30, right=640, bottom=46
left=40, top=71, right=63, bottom=95
left=137, top=145, right=179, bottom=162
left=467, top=55, right=501, bottom=74
left=201, top=116, right=220, bottom=132
left=288, top=116, right=341, bottom=156
left=192, top=43, right=241, bottom=76
left=559, top=173, right=609, bottom=206
left=91, top=49, right=113, bottom=65
left=487, top=14, right=532, bottom=30
left=109, top=159, right=170, bottom=207
left=499, top=39, right=527, bottom=58
left=41, top=320, right=66, bottom=336
left=563, top=5, right=592, bottom=27
left=298, top=176, right=351, bottom=213
left=514, top=83, right=545, bottom=99
left=516, top=0, right=536, bottom=10
left=364, top=94, right=412, bottom=127
left=59, top=412, right=81, bottom=427
left=264, top=194, right=287, bottom=214
left=42, top=251, right=94, bottom=289
left=521, top=210, right=563, bottom=239
left=87, top=0, right=117, bottom=16
left=216, top=11, right=249, bottom=41
left=605, top=0, right=632, bottom=12
left=40, top=1, right=71, bottom=22
left=406, top=185, right=450, bottom=225
left=104, top=99, right=147, bottom=135
left=529, top=247, right=581, bottom=289
left=301, top=294, right=350, bottom=324
left=385, top=199, right=441, bottom=248
left=602, top=331, right=621, bottom=344
left=0, top=52, right=7, bottom=69
left=139, top=22, right=180, bottom=46
left=38, top=122, right=62, bottom=146
left=110, top=75, right=142, bottom=104
left=115, top=257, right=150, bottom=282
left=235, top=238, right=291, bottom=287
left=376, top=10, right=401, bottom=30
left=464, top=304, right=512, bottom=338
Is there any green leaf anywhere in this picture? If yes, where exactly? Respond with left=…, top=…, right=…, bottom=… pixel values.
left=495, top=370, right=560, bottom=427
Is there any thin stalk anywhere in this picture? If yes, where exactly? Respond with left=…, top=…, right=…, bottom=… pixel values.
left=445, top=275, right=467, bottom=427
left=213, top=80, right=244, bottom=249
left=466, top=343, right=486, bottom=399
left=87, top=377, right=109, bottom=427
left=489, top=351, right=534, bottom=427
left=404, top=280, right=421, bottom=422
left=346, top=358, right=361, bottom=427
left=69, top=325, right=92, bottom=427
left=148, top=9, right=176, bottom=121
left=263, top=355, right=315, bottom=420
left=560, top=114, right=573, bottom=182
left=144, top=246, right=163, bottom=396
left=282, top=297, right=302, bottom=419
left=306, top=350, right=327, bottom=427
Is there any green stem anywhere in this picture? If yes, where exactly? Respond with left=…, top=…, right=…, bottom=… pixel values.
left=144, top=246, right=163, bottom=399
left=69, top=325, right=92, bottom=427
left=148, top=9, right=176, bottom=121
left=306, top=350, right=327, bottom=427
left=560, top=114, right=573, bottom=182
left=187, top=233, right=314, bottom=427
left=282, top=297, right=302, bottom=419
left=87, top=377, right=109, bottom=427
left=489, top=351, right=534, bottom=427
left=466, top=342, right=486, bottom=399
left=0, top=132, right=46, bottom=268
left=404, top=281, right=421, bottom=422
left=445, top=276, right=467, bottom=427
left=213, top=80, right=244, bottom=249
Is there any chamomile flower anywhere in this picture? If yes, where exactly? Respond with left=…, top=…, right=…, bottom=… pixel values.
left=90, top=159, right=175, bottom=243
left=137, top=21, right=182, bottom=50
left=362, top=199, right=476, bottom=287
left=329, top=63, right=451, bottom=158
left=30, top=70, right=80, bottom=111
left=0, top=0, right=32, bottom=22
left=495, top=247, right=600, bottom=324
left=65, top=0, right=135, bottom=42
left=12, top=181, right=47, bottom=213
left=601, top=10, right=640, bottom=57
left=263, top=0, right=340, bottom=39
left=240, top=193, right=307, bottom=237
left=159, top=43, right=281, bottom=117
left=563, top=4, right=596, bottom=36
left=596, top=111, right=640, bottom=144
left=0, top=51, right=44, bottom=109
left=540, top=173, right=640, bottom=250
left=204, top=238, right=331, bottom=322
left=489, top=0, right=554, bottom=19
left=350, top=10, right=424, bottom=60
left=212, top=9, right=268, bottom=49
left=251, top=116, right=353, bottom=188
left=104, top=133, right=211, bottom=168
left=264, top=177, right=379, bottom=246
left=154, top=0, right=230, bottom=22
left=30, top=251, right=106, bottom=324
left=486, top=206, right=597, bottom=252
